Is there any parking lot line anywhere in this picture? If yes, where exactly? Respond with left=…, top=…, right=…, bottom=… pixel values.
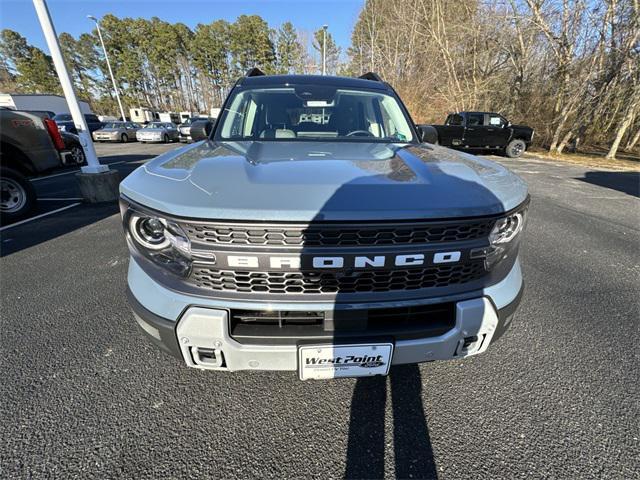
left=0, top=202, right=82, bottom=232
left=30, top=161, right=127, bottom=182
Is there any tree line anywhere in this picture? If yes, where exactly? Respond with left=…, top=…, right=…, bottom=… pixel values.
left=1, top=3, right=638, bottom=159
left=349, top=0, right=639, bottom=159
left=0, top=15, right=341, bottom=117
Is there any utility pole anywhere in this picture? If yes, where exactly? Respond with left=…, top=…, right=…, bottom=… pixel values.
left=32, top=0, right=106, bottom=174
left=322, top=25, right=328, bottom=75
left=33, top=0, right=120, bottom=201
left=88, top=15, right=127, bottom=122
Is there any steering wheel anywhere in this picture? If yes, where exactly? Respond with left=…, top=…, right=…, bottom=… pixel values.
left=345, top=130, right=374, bottom=137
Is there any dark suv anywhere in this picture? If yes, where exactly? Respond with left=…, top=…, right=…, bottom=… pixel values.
left=53, top=113, right=103, bottom=134
left=423, top=111, right=534, bottom=157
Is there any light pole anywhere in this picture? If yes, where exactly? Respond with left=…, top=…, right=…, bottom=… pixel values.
left=322, top=24, right=328, bottom=75
left=32, top=0, right=106, bottom=174
left=88, top=15, right=127, bottom=122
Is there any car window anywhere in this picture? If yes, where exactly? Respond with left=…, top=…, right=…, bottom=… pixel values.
left=53, top=114, right=72, bottom=121
left=85, top=115, right=100, bottom=123
left=446, top=114, right=464, bottom=126
left=467, top=113, right=484, bottom=126
left=488, top=114, right=505, bottom=127
left=144, top=122, right=163, bottom=128
left=217, top=86, right=414, bottom=142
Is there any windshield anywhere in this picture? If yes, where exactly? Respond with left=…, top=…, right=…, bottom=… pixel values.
left=144, top=122, right=164, bottom=129
left=181, top=117, right=199, bottom=126
left=215, top=86, right=415, bottom=142
left=53, top=114, right=72, bottom=121
left=103, top=122, right=123, bottom=129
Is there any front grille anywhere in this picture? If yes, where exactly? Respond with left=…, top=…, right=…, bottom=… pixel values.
left=183, top=220, right=494, bottom=247
left=229, top=303, right=456, bottom=344
left=190, top=262, right=485, bottom=294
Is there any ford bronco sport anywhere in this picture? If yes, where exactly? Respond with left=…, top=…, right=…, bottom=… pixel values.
left=120, top=70, right=528, bottom=379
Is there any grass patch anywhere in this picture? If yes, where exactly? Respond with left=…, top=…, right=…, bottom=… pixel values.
left=526, top=146, right=640, bottom=172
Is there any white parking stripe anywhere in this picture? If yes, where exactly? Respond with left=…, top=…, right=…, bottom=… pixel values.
left=0, top=202, right=81, bottom=232
left=30, top=161, right=128, bottom=182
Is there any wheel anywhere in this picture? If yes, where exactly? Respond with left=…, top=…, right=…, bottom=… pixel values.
left=69, top=145, right=86, bottom=165
left=121, top=133, right=128, bottom=143
left=505, top=139, right=526, bottom=158
left=163, top=134, right=169, bottom=143
left=1, top=167, right=36, bottom=222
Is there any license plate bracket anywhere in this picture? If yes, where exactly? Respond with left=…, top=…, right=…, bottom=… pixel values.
left=298, top=343, right=393, bottom=380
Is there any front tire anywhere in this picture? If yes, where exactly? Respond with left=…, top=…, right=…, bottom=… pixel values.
left=505, top=139, right=526, bottom=158
left=121, top=133, right=128, bottom=143
left=1, top=167, right=36, bottom=222
left=163, top=134, right=169, bottom=143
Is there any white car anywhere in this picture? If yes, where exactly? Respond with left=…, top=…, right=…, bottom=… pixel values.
left=136, top=122, right=179, bottom=143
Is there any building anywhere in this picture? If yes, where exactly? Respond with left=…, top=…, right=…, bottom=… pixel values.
left=159, top=112, right=180, bottom=124
left=0, top=93, right=93, bottom=115
left=129, top=107, right=160, bottom=124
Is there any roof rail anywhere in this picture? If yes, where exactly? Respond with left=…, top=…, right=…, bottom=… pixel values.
left=246, top=67, right=265, bottom=77
left=358, top=72, right=383, bottom=82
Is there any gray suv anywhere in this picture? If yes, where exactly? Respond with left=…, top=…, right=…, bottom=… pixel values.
left=120, top=71, right=528, bottom=379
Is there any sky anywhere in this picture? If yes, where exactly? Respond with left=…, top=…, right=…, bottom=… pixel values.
left=0, top=0, right=363, bottom=54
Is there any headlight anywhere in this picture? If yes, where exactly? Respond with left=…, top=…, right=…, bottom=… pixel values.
left=489, top=212, right=525, bottom=244
left=129, top=215, right=170, bottom=250
left=122, top=203, right=192, bottom=277
left=471, top=205, right=528, bottom=270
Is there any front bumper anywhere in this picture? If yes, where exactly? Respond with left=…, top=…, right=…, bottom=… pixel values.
left=136, top=136, right=164, bottom=143
left=127, top=257, right=524, bottom=372
left=93, top=135, right=118, bottom=141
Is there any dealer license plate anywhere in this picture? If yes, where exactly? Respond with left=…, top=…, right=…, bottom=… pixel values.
left=298, top=343, right=393, bottom=380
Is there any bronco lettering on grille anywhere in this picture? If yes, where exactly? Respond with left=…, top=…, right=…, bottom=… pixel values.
left=226, top=252, right=461, bottom=270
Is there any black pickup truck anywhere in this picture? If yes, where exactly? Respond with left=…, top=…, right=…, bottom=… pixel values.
left=420, top=111, right=534, bottom=158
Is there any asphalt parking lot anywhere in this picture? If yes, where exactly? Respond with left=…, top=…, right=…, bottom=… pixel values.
left=1, top=143, right=639, bottom=479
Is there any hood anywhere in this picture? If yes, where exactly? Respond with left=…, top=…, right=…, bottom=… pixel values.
left=96, top=128, right=121, bottom=133
left=120, top=140, right=528, bottom=222
left=139, top=128, right=165, bottom=133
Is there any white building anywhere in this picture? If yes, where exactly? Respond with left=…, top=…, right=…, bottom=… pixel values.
left=129, top=107, right=159, bottom=124
left=159, top=112, right=180, bottom=124
left=0, top=93, right=93, bottom=115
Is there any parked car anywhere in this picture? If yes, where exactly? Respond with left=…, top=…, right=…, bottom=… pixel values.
left=59, top=131, right=86, bottom=165
left=93, top=122, right=141, bottom=143
left=53, top=113, right=103, bottom=134
left=136, top=122, right=179, bottom=143
left=177, top=117, right=210, bottom=143
left=0, top=109, right=71, bottom=220
left=421, top=111, right=534, bottom=158
left=121, top=70, right=529, bottom=378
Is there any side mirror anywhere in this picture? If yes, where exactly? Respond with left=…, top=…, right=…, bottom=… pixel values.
left=190, top=119, right=214, bottom=141
left=416, top=124, right=438, bottom=144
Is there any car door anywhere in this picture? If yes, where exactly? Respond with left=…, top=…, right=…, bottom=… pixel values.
left=461, top=112, right=487, bottom=147
left=438, top=114, right=465, bottom=146
left=484, top=114, right=511, bottom=147
left=124, top=122, right=137, bottom=141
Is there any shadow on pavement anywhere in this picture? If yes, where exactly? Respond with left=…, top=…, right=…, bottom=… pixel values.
left=0, top=202, right=120, bottom=257
left=345, top=364, right=437, bottom=479
left=0, top=155, right=153, bottom=257
left=579, top=171, right=640, bottom=198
